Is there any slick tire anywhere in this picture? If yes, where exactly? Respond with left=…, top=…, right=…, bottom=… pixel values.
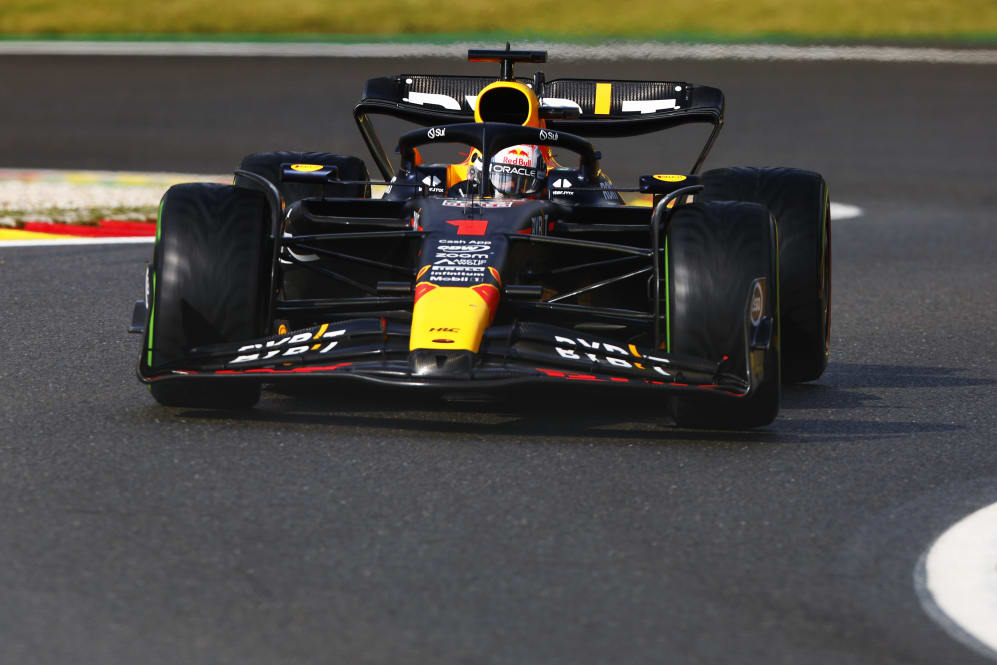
left=144, top=183, right=270, bottom=408
left=667, top=201, right=780, bottom=429
left=700, top=167, right=830, bottom=383
left=235, top=151, right=370, bottom=205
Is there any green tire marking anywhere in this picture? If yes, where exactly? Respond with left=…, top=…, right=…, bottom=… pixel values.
left=146, top=197, right=164, bottom=367
left=146, top=272, right=156, bottom=367
left=664, top=235, right=671, bottom=353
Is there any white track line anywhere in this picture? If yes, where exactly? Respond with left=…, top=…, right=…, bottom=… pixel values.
left=917, top=501, right=997, bottom=660
left=0, top=41, right=994, bottom=64
left=0, top=237, right=154, bottom=247
left=830, top=202, right=863, bottom=220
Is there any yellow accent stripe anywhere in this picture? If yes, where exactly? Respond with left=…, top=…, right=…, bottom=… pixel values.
left=628, top=344, right=642, bottom=358
left=595, top=83, right=612, bottom=115
left=0, top=228, right=75, bottom=240
left=313, top=323, right=329, bottom=339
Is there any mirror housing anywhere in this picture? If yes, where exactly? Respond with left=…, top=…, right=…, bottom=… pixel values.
left=639, top=173, right=700, bottom=195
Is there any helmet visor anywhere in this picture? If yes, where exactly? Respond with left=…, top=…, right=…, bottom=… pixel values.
left=488, top=144, right=545, bottom=196
left=488, top=163, right=545, bottom=195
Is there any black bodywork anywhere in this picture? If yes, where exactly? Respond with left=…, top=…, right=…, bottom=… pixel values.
left=136, top=50, right=773, bottom=401
left=355, top=64, right=724, bottom=178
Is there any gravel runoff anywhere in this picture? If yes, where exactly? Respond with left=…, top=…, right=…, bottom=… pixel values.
left=0, top=168, right=227, bottom=226
left=0, top=168, right=853, bottom=227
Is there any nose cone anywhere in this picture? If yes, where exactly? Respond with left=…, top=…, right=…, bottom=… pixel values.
left=409, top=284, right=499, bottom=354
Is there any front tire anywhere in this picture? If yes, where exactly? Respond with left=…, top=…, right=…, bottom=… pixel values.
left=666, top=201, right=781, bottom=429
left=144, top=183, right=270, bottom=408
left=701, top=167, right=830, bottom=383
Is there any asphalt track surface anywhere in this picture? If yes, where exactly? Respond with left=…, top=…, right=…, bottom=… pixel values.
left=1, top=55, right=996, bottom=664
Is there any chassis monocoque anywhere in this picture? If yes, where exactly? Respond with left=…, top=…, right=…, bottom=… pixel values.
left=132, top=47, right=831, bottom=429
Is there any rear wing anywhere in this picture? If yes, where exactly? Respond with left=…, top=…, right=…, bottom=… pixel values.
left=354, top=74, right=725, bottom=178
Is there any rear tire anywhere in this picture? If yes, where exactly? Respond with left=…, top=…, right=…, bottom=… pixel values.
left=700, top=167, right=830, bottom=383
left=236, top=151, right=371, bottom=311
left=235, top=151, right=370, bottom=204
left=666, top=201, right=780, bottom=429
left=144, top=183, right=270, bottom=408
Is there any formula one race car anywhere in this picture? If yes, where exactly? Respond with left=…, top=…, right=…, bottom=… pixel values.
left=131, top=46, right=830, bottom=429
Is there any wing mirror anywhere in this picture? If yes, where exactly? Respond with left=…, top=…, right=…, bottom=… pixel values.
left=280, top=163, right=341, bottom=184
left=639, top=173, right=700, bottom=195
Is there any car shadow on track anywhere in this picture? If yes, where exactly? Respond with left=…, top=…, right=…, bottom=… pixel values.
left=178, top=384, right=774, bottom=444
left=819, top=362, right=996, bottom=389
left=168, top=367, right=969, bottom=444
left=782, top=362, right=996, bottom=411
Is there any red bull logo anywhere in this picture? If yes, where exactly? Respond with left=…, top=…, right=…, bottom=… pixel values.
left=501, top=145, right=536, bottom=167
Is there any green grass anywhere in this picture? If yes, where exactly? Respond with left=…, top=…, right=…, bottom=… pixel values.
left=2, top=0, right=996, bottom=43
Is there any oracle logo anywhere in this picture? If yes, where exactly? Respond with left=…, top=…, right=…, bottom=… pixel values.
left=489, top=164, right=539, bottom=178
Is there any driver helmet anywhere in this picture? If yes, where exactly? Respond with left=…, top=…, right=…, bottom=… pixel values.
left=488, top=144, right=546, bottom=197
